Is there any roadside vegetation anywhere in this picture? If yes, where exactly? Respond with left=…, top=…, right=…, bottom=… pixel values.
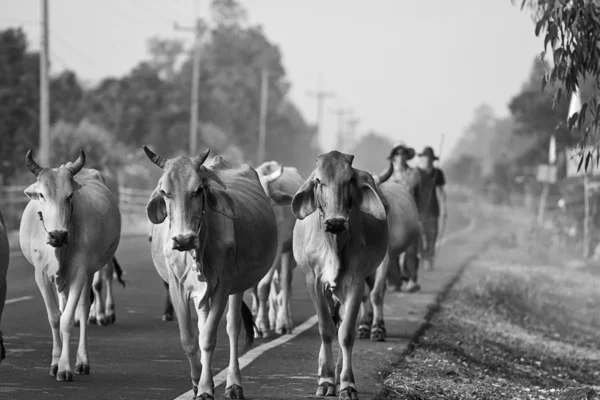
left=378, top=208, right=600, bottom=400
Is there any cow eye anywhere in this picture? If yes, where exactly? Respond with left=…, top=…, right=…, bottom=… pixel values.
left=160, top=190, right=170, bottom=198
left=192, top=187, right=203, bottom=197
left=39, top=193, right=45, bottom=200
left=67, top=194, right=73, bottom=202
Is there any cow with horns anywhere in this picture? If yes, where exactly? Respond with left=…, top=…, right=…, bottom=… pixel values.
left=251, top=161, right=303, bottom=336
left=19, top=150, right=121, bottom=381
left=291, top=151, right=390, bottom=399
left=143, top=146, right=279, bottom=399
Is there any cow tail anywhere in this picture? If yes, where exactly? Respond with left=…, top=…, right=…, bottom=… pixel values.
left=240, top=300, right=257, bottom=353
left=332, top=301, right=342, bottom=334
left=113, top=257, right=126, bottom=288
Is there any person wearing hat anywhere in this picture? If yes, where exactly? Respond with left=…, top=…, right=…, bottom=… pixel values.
left=417, top=146, right=447, bottom=270
left=376, top=141, right=423, bottom=293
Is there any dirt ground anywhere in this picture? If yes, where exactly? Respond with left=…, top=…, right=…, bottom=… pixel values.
left=377, top=216, right=600, bottom=400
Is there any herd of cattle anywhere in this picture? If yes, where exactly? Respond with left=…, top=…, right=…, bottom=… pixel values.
left=0, top=146, right=421, bottom=400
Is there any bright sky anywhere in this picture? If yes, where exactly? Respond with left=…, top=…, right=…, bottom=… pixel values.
left=0, top=0, right=544, bottom=159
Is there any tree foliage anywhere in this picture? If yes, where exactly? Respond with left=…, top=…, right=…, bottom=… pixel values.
left=515, top=0, right=600, bottom=167
left=0, top=0, right=320, bottom=184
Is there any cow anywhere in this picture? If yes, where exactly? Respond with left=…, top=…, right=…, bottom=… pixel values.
left=143, top=146, right=279, bottom=399
left=251, top=161, right=302, bottom=336
left=72, top=167, right=126, bottom=327
left=19, top=150, right=121, bottom=381
left=357, top=163, right=420, bottom=342
left=0, top=209, right=9, bottom=363
left=147, top=224, right=176, bottom=323
left=292, top=151, right=389, bottom=399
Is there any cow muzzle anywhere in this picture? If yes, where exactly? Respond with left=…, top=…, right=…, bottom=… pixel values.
left=323, top=217, right=349, bottom=234
left=47, top=230, right=69, bottom=247
left=172, top=233, right=199, bottom=252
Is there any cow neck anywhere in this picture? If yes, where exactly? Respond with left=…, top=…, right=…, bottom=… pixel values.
left=187, top=192, right=209, bottom=283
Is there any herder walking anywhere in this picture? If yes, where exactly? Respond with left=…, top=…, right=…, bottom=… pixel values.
left=416, top=146, right=447, bottom=270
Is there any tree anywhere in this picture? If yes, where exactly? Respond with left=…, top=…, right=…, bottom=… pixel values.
left=515, top=0, right=600, bottom=168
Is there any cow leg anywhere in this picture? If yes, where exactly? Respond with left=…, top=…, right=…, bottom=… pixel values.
left=370, top=252, right=392, bottom=342
left=163, top=281, right=174, bottom=322
left=267, top=272, right=279, bottom=331
left=250, top=286, right=259, bottom=317
left=306, top=276, right=337, bottom=397
left=56, top=271, right=88, bottom=381
left=0, top=264, right=7, bottom=363
left=256, top=255, right=279, bottom=337
left=198, top=283, right=229, bottom=398
left=89, top=270, right=104, bottom=326
left=337, top=283, right=364, bottom=399
left=103, top=264, right=116, bottom=325
left=75, top=274, right=93, bottom=375
left=357, top=278, right=373, bottom=340
left=170, top=282, right=201, bottom=395
left=275, top=252, right=295, bottom=335
left=34, top=269, right=62, bottom=376
left=224, top=293, right=245, bottom=399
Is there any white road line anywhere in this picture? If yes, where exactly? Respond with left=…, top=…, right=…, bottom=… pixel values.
left=173, top=315, right=319, bottom=400
left=6, top=295, right=33, bottom=305
left=172, top=211, right=477, bottom=400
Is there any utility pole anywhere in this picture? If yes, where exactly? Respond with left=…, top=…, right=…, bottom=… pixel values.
left=345, top=116, right=360, bottom=152
left=39, top=0, right=50, bottom=166
left=307, top=78, right=335, bottom=143
left=257, top=67, right=269, bottom=164
left=331, top=105, right=351, bottom=151
left=174, top=19, right=206, bottom=157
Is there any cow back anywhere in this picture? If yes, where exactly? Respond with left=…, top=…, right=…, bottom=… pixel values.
left=205, top=157, right=278, bottom=286
left=379, top=180, right=420, bottom=254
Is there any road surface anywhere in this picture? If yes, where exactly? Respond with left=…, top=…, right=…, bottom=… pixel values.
left=1, top=206, right=476, bottom=400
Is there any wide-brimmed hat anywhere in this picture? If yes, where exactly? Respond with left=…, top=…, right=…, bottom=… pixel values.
left=388, top=141, right=415, bottom=160
left=418, top=146, right=439, bottom=160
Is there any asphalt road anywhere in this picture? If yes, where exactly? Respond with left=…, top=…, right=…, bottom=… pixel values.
left=0, top=207, right=474, bottom=400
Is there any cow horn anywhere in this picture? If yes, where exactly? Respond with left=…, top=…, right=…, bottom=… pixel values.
left=193, top=148, right=210, bottom=167
left=143, top=145, right=166, bottom=169
left=25, top=149, right=43, bottom=177
left=68, top=150, right=86, bottom=176
left=375, top=162, right=393, bottom=185
left=266, top=164, right=284, bottom=183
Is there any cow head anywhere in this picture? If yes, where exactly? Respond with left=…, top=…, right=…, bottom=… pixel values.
left=143, top=146, right=236, bottom=252
left=256, top=161, right=294, bottom=206
left=291, top=151, right=386, bottom=234
left=24, top=150, right=86, bottom=248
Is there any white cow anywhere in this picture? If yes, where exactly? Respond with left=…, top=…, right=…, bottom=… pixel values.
left=144, top=146, right=279, bottom=399
left=19, top=150, right=121, bottom=381
left=252, top=161, right=303, bottom=336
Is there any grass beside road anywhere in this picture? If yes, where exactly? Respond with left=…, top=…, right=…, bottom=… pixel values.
left=379, top=208, right=600, bottom=400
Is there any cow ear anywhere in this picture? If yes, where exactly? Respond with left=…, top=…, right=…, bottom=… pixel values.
left=356, top=178, right=387, bottom=220
left=291, top=179, right=317, bottom=220
left=206, top=184, right=236, bottom=219
left=24, top=183, right=40, bottom=200
left=270, top=190, right=294, bottom=206
left=147, top=186, right=167, bottom=224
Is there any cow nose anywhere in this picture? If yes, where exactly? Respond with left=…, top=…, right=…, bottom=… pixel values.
left=324, top=217, right=348, bottom=234
left=47, top=230, right=69, bottom=247
left=172, top=233, right=199, bottom=251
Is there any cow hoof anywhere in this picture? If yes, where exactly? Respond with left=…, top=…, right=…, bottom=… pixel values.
left=49, top=364, right=58, bottom=377
left=357, top=324, right=370, bottom=339
left=163, top=312, right=174, bottom=322
left=75, top=363, right=90, bottom=375
left=195, top=393, right=214, bottom=400
left=102, top=314, right=115, bottom=325
left=370, top=329, right=386, bottom=342
left=88, top=316, right=97, bottom=325
left=224, top=384, right=245, bottom=399
left=316, top=382, right=336, bottom=396
left=257, top=329, right=271, bottom=338
left=275, top=326, right=289, bottom=335
left=56, top=371, right=73, bottom=382
left=339, top=387, right=359, bottom=400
